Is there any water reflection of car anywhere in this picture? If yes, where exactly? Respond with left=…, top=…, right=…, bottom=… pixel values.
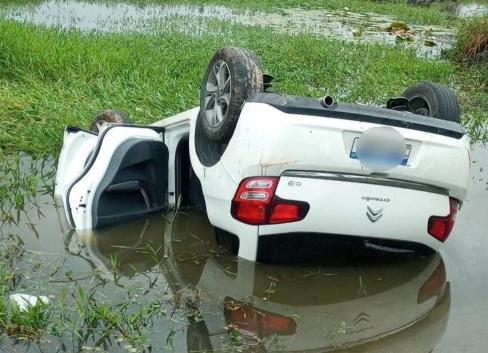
left=70, top=210, right=451, bottom=353
left=54, top=47, right=471, bottom=262
left=62, top=216, right=170, bottom=280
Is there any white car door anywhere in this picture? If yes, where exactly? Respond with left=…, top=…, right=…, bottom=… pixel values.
left=55, top=124, right=168, bottom=229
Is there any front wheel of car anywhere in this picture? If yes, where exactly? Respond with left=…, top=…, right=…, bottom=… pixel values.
left=402, top=81, right=461, bottom=123
left=199, top=47, right=264, bottom=143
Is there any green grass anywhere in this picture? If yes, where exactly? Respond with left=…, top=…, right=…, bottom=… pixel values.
left=452, top=14, right=488, bottom=66
left=0, top=0, right=486, bottom=155
left=2, top=12, right=481, bottom=157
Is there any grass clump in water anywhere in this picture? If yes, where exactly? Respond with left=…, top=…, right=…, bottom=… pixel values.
left=454, top=15, right=488, bottom=66
left=0, top=233, right=50, bottom=339
left=450, top=15, right=488, bottom=142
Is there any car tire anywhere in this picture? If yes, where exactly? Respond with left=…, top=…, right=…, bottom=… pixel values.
left=90, top=109, right=131, bottom=133
left=402, top=81, right=461, bottom=123
left=199, top=47, right=264, bottom=143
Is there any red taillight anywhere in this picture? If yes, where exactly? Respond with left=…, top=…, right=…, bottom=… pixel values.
left=232, top=177, right=278, bottom=225
left=428, top=198, right=459, bottom=242
left=224, top=297, right=297, bottom=338
left=233, top=203, right=268, bottom=224
left=269, top=203, right=300, bottom=224
left=231, top=177, right=309, bottom=225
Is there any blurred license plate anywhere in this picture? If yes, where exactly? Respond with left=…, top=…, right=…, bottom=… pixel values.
left=349, top=137, right=412, bottom=166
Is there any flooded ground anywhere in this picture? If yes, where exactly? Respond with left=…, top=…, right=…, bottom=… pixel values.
left=0, top=144, right=487, bottom=352
left=2, top=0, right=476, bottom=58
left=457, top=3, right=488, bottom=18
left=435, top=143, right=488, bottom=353
left=1, top=1, right=487, bottom=351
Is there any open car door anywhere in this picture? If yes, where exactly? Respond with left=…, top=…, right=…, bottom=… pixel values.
left=55, top=124, right=168, bottom=229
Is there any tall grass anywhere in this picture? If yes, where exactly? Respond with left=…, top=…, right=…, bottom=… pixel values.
left=449, top=14, right=488, bottom=142
left=454, top=15, right=488, bottom=66
left=0, top=15, right=467, bottom=157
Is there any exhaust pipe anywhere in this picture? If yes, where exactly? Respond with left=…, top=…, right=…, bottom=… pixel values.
left=319, top=95, right=336, bottom=108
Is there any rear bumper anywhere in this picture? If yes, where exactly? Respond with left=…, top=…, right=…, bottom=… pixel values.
left=258, top=171, right=453, bottom=251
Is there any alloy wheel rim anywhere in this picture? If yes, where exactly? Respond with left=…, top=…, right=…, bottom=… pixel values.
left=203, top=60, right=232, bottom=128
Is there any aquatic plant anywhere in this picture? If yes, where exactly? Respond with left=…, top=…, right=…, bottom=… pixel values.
left=0, top=232, right=50, bottom=339
left=0, top=231, right=186, bottom=351
left=0, top=152, right=55, bottom=233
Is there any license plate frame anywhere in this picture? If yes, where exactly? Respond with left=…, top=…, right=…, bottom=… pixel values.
left=349, top=137, right=412, bottom=166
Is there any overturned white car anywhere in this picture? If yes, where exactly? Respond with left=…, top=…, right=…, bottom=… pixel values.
left=55, top=47, right=470, bottom=262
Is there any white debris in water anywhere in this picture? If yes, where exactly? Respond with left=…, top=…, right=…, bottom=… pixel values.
left=9, top=293, right=51, bottom=312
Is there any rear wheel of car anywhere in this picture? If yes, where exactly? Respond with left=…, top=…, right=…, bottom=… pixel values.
left=402, top=81, right=461, bottom=123
left=199, top=47, right=264, bottom=143
left=90, top=110, right=131, bottom=133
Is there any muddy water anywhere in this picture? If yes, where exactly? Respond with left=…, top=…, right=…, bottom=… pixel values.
left=0, top=144, right=487, bottom=352
left=457, top=3, right=488, bottom=18
left=3, top=0, right=461, bottom=58
left=1, top=2, right=487, bottom=349
left=436, top=143, right=488, bottom=352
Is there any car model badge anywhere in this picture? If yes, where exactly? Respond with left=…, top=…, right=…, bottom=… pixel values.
left=366, top=206, right=383, bottom=223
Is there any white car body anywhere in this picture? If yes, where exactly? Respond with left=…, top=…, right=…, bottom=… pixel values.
left=55, top=91, right=470, bottom=262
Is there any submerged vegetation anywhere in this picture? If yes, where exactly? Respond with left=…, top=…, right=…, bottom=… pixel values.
left=0, top=216, right=184, bottom=351
left=0, top=251, right=175, bottom=352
